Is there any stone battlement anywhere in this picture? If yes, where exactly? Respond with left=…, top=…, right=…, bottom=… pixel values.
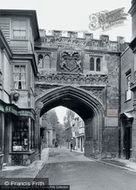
left=39, top=29, right=125, bottom=44
left=36, top=29, right=128, bottom=53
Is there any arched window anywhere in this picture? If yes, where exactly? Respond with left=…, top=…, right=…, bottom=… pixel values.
left=38, top=54, right=43, bottom=68
left=44, top=55, right=51, bottom=69
left=96, top=58, right=101, bottom=71
left=90, top=57, right=94, bottom=71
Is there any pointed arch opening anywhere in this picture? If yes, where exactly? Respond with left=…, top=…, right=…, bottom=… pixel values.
left=35, top=86, right=105, bottom=158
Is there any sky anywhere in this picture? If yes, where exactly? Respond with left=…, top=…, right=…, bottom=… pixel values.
left=1, top=0, right=132, bottom=123
left=1, top=0, right=132, bottom=41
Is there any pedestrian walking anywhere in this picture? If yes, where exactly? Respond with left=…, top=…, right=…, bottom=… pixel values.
left=70, top=142, right=73, bottom=152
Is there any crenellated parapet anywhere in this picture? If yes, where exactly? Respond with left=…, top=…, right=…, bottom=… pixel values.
left=36, top=29, right=128, bottom=52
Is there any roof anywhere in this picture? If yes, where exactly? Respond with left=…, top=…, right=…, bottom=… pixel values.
left=0, top=9, right=40, bottom=40
left=129, top=37, right=136, bottom=52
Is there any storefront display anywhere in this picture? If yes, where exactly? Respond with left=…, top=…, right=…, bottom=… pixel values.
left=12, top=117, right=29, bottom=152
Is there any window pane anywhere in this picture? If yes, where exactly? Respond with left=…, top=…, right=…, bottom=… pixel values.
left=18, top=81, right=22, bottom=89
left=126, top=74, right=131, bottom=100
left=126, top=90, right=132, bottom=100
left=12, top=20, right=27, bottom=40
left=14, top=81, right=18, bottom=89
left=21, top=73, right=26, bottom=81
left=127, top=75, right=131, bottom=89
left=14, top=73, right=19, bottom=81
left=14, top=65, right=19, bottom=73
left=22, top=81, right=26, bottom=89
left=12, top=117, right=29, bottom=152
left=13, top=30, right=26, bottom=39
left=13, top=65, right=26, bottom=90
left=20, top=66, right=26, bottom=72
left=90, top=58, right=94, bottom=71
left=96, top=58, right=101, bottom=71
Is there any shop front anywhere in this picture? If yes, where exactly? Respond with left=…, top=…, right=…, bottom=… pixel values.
left=2, top=104, right=36, bottom=166
left=11, top=116, right=35, bottom=165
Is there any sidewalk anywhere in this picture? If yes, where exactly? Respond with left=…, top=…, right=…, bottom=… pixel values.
left=72, top=149, right=136, bottom=172
left=0, top=148, right=49, bottom=178
left=98, top=158, right=136, bottom=172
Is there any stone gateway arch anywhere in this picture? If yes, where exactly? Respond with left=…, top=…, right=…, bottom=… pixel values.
left=34, top=30, right=123, bottom=159
left=35, top=86, right=104, bottom=158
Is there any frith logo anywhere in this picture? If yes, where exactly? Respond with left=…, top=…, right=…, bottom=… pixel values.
left=89, top=7, right=128, bottom=31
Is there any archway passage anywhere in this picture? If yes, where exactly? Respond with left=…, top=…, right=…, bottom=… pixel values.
left=36, top=86, right=105, bottom=158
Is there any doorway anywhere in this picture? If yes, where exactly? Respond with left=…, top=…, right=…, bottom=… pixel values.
left=123, top=121, right=132, bottom=159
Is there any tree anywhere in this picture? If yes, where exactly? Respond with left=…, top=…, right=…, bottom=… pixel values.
left=46, top=110, right=58, bottom=129
left=55, top=123, right=65, bottom=146
left=64, top=109, right=75, bottom=129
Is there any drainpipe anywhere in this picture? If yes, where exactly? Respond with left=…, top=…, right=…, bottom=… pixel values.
left=118, top=54, right=121, bottom=158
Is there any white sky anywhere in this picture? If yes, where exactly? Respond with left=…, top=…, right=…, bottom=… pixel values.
left=1, top=0, right=132, bottom=41
left=54, top=106, right=67, bottom=124
left=1, top=0, right=132, bottom=123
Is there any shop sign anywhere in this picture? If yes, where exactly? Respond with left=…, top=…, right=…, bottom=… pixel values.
left=4, top=106, right=35, bottom=119
left=0, top=104, right=4, bottom=112
left=18, top=111, right=35, bottom=119
left=5, top=106, right=18, bottom=115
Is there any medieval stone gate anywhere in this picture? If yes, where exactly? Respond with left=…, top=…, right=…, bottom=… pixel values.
left=34, top=30, right=122, bottom=158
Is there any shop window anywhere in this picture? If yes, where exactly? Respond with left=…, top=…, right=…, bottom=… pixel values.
left=13, top=65, right=26, bottom=90
left=12, top=20, right=27, bottom=40
left=125, top=74, right=132, bottom=101
left=90, top=57, right=94, bottom=71
left=12, top=117, right=29, bottom=152
left=30, top=120, right=35, bottom=149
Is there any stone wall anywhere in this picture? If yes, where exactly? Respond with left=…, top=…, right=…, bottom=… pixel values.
left=35, top=31, right=126, bottom=158
left=121, top=48, right=133, bottom=113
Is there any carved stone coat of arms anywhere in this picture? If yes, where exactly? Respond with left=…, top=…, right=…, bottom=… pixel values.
left=59, top=51, right=82, bottom=72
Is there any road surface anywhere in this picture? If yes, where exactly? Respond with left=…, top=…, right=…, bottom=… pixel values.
left=36, top=147, right=136, bottom=190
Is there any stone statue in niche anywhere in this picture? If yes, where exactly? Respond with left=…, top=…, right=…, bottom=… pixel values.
left=60, top=51, right=82, bottom=72
left=38, top=54, right=44, bottom=68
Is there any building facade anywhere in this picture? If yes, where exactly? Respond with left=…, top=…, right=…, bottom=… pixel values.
left=125, top=0, right=136, bottom=161
left=71, top=116, right=85, bottom=152
left=120, top=47, right=134, bottom=159
left=40, top=114, right=55, bottom=148
left=0, top=30, right=13, bottom=169
left=0, top=10, right=40, bottom=168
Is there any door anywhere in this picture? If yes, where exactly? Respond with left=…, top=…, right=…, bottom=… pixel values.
left=123, top=124, right=132, bottom=159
